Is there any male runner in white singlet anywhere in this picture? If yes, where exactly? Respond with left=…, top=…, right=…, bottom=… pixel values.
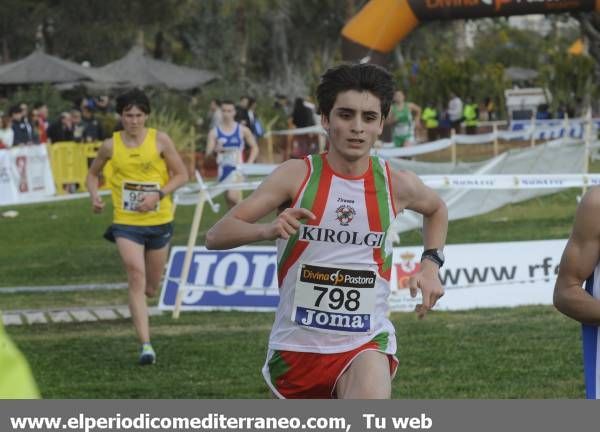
left=554, top=187, right=600, bottom=399
left=206, top=100, right=258, bottom=209
left=206, top=64, right=448, bottom=399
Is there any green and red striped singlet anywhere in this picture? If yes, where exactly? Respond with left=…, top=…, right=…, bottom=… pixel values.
left=270, top=153, right=398, bottom=354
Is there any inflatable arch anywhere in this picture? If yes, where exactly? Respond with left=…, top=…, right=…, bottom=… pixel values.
left=342, top=0, right=600, bottom=63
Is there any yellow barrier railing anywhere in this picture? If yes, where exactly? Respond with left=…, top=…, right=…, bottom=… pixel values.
left=48, top=141, right=112, bottom=194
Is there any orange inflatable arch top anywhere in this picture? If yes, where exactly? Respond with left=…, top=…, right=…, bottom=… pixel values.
left=342, top=0, right=600, bottom=63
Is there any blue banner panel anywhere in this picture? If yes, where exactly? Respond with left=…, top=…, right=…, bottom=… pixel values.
left=159, top=246, right=280, bottom=311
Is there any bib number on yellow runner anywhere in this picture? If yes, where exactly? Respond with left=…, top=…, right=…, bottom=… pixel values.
left=122, top=181, right=160, bottom=212
left=291, top=263, right=376, bottom=334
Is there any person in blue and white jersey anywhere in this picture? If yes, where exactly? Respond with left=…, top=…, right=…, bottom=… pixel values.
left=206, top=100, right=258, bottom=209
left=554, top=187, right=600, bottom=399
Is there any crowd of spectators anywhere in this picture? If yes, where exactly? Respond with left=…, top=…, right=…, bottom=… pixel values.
left=0, top=95, right=117, bottom=149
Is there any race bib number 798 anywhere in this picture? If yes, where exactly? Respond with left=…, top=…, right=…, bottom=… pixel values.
left=291, top=263, right=377, bottom=334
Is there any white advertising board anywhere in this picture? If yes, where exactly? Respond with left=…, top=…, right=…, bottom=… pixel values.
left=0, top=146, right=56, bottom=206
left=160, top=240, right=568, bottom=313
left=390, top=239, right=567, bottom=312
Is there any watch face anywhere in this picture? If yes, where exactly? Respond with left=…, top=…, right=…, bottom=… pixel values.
left=422, top=249, right=445, bottom=266
left=436, top=249, right=445, bottom=262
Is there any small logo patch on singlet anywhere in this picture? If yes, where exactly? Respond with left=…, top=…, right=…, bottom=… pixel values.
left=335, top=205, right=356, bottom=226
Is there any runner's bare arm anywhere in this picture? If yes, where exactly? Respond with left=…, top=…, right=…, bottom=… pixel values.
left=384, top=113, right=395, bottom=126
left=393, top=169, right=447, bottom=254
left=242, top=126, right=259, bottom=164
left=409, top=102, right=422, bottom=127
left=136, top=132, right=189, bottom=212
left=158, top=131, right=189, bottom=195
left=205, top=159, right=315, bottom=250
left=205, top=129, right=217, bottom=157
left=392, top=169, right=448, bottom=317
left=86, top=138, right=113, bottom=213
left=554, top=188, right=600, bottom=325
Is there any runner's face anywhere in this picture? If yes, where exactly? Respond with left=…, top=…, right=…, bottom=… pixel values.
left=221, top=104, right=236, bottom=122
left=394, top=91, right=404, bottom=104
left=121, top=106, right=147, bottom=134
left=322, top=90, right=383, bottom=162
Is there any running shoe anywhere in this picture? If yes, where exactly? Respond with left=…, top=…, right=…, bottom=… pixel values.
left=139, top=343, right=156, bottom=365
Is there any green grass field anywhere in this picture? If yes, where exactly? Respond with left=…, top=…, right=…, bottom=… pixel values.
left=0, top=167, right=595, bottom=398
left=5, top=307, right=583, bottom=398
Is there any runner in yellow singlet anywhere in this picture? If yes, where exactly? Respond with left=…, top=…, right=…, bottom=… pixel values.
left=86, top=89, right=188, bottom=365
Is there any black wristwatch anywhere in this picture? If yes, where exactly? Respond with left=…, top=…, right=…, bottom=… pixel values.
left=156, top=190, right=165, bottom=200
left=421, top=248, right=445, bottom=268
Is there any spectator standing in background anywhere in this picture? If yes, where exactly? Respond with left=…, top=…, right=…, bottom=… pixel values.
left=421, top=104, right=439, bottom=142
left=274, top=94, right=292, bottom=130
left=447, top=92, right=463, bottom=133
left=437, top=104, right=451, bottom=138
left=33, top=102, right=49, bottom=143
left=303, top=98, right=319, bottom=125
left=18, top=102, right=34, bottom=143
left=11, top=105, right=31, bottom=145
left=291, top=97, right=316, bottom=130
left=27, top=109, right=41, bottom=144
left=462, top=98, right=479, bottom=135
left=244, top=97, right=265, bottom=162
left=289, top=97, right=317, bottom=159
left=247, top=97, right=264, bottom=139
left=484, top=97, right=495, bottom=121
left=47, top=112, right=74, bottom=143
left=81, top=105, right=105, bottom=142
left=95, top=95, right=118, bottom=136
left=95, top=95, right=112, bottom=114
left=0, top=112, right=14, bottom=148
left=235, top=95, right=251, bottom=128
left=70, top=109, right=84, bottom=142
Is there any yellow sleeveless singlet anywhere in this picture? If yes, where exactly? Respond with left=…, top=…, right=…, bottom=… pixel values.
left=110, top=128, right=173, bottom=226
